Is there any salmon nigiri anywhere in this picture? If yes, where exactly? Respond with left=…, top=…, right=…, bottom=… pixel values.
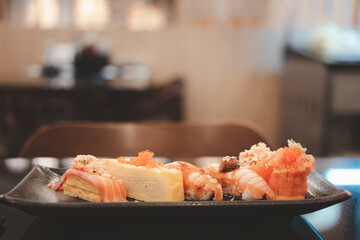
left=49, top=155, right=127, bottom=202
left=267, top=140, right=315, bottom=200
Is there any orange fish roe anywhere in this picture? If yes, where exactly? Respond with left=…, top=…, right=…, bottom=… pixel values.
left=281, top=147, right=302, bottom=171
left=274, top=147, right=315, bottom=173
left=268, top=141, right=315, bottom=199
left=118, top=150, right=164, bottom=168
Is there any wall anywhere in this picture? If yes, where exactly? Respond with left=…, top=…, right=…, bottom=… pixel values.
left=0, top=25, right=285, bottom=147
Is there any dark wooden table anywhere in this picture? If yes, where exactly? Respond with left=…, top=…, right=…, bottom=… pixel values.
left=0, top=157, right=356, bottom=239
left=0, top=80, right=183, bottom=159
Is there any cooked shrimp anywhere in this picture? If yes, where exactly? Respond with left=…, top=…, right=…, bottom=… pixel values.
left=227, top=168, right=276, bottom=200
left=205, top=162, right=276, bottom=200
left=164, top=161, right=223, bottom=201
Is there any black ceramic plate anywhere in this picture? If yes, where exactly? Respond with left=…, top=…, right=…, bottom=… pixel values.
left=0, top=165, right=351, bottom=225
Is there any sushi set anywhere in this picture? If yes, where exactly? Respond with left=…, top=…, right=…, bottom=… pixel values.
left=0, top=140, right=351, bottom=224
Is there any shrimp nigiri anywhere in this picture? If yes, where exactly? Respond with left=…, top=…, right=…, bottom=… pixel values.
left=227, top=168, right=277, bottom=200
left=238, top=142, right=274, bottom=182
left=204, top=157, right=276, bottom=200
left=165, top=161, right=223, bottom=201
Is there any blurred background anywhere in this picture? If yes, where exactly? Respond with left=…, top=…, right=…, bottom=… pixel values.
left=0, top=0, right=360, bottom=159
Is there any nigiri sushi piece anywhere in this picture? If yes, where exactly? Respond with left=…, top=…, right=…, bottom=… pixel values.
left=203, top=157, right=240, bottom=198
left=267, top=140, right=315, bottom=200
left=204, top=158, right=276, bottom=200
left=48, top=155, right=127, bottom=202
left=164, top=161, right=223, bottom=201
left=238, top=142, right=274, bottom=182
left=228, top=168, right=277, bottom=200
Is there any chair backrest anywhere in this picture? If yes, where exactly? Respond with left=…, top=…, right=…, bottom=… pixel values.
left=18, top=121, right=272, bottom=158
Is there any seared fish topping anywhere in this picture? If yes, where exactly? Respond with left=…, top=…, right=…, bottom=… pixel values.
left=220, top=156, right=240, bottom=172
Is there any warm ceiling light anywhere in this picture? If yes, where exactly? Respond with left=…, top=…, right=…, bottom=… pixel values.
left=74, top=0, right=110, bottom=30
left=127, top=2, right=166, bottom=31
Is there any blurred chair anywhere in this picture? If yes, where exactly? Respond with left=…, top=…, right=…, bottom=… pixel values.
left=18, top=121, right=272, bottom=159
